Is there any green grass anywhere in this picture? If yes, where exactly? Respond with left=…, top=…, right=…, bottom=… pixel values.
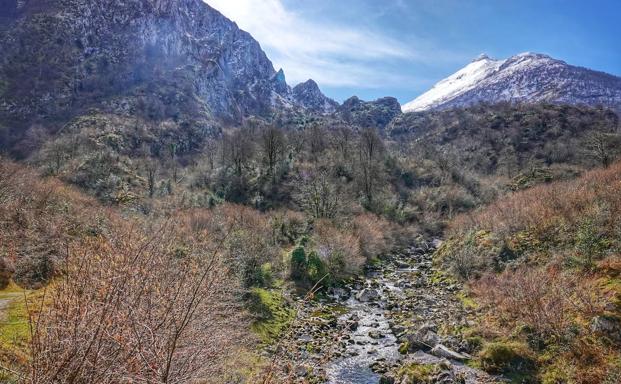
left=249, top=288, right=296, bottom=344
left=397, top=362, right=442, bottom=383
left=0, top=282, right=34, bottom=380
left=456, top=291, right=477, bottom=309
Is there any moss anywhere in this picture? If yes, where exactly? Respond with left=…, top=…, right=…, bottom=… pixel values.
left=398, top=341, right=410, bottom=354
left=309, top=304, right=348, bottom=320
left=479, top=341, right=536, bottom=377
left=249, top=288, right=295, bottom=344
left=540, top=358, right=574, bottom=384
left=397, top=362, right=441, bottom=383
left=456, top=292, right=477, bottom=309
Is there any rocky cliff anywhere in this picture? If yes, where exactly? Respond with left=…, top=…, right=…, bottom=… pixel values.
left=0, top=0, right=334, bottom=148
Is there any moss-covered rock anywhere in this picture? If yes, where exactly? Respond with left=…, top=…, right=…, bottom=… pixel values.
left=248, top=288, right=295, bottom=344
left=479, top=341, right=536, bottom=375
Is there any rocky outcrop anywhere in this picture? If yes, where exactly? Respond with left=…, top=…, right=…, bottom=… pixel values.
left=338, top=96, right=402, bottom=129
left=0, top=0, right=336, bottom=144
left=292, top=79, right=338, bottom=114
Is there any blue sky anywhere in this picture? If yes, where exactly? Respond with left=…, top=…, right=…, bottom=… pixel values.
left=207, top=0, right=621, bottom=104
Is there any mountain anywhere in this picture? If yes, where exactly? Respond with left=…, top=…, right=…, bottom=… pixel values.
left=292, top=79, right=339, bottom=114
left=403, top=52, right=621, bottom=112
left=338, top=96, right=402, bottom=129
left=0, top=0, right=334, bottom=148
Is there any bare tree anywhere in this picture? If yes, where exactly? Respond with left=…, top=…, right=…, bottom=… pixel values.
left=260, top=126, right=285, bottom=180
left=307, top=124, right=326, bottom=161
left=222, top=128, right=255, bottom=177
left=333, top=125, right=354, bottom=162
left=357, top=128, right=385, bottom=203
left=295, top=168, right=340, bottom=218
left=26, top=219, right=241, bottom=384
left=144, top=160, right=158, bottom=198
left=585, top=130, right=620, bottom=168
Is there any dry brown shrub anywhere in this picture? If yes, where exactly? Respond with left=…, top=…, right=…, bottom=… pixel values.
left=450, top=161, right=621, bottom=238
left=313, top=219, right=364, bottom=281
left=0, top=158, right=107, bottom=288
left=27, top=217, right=242, bottom=384
left=472, top=265, right=608, bottom=341
left=353, top=213, right=393, bottom=259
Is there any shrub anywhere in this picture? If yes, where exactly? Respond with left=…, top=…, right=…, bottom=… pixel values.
left=313, top=220, right=364, bottom=283
left=27, top=218, right=242, bottom=383
left=435, top=231, right=498, bottom=280
left=353, top=214, right=393, bottom=260
left=479, top=341, right=536, bottom=375
left=307, top=251, right=328, bottom=284
left=290, top=246, right=308, bottom=283
left=0, top=258, right=11, bottom=290
left=12, top=254, right=55, bottom=289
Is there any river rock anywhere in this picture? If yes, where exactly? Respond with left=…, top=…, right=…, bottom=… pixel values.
left=430, top=344, right=468, bottom=361
left=356, top=288, right=380, bottom=302
left=406, top=328, right=441, bottom=350
left=369, top=330, right=384, bottom=339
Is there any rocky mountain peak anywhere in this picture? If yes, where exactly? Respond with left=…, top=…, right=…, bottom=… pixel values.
left=0, top=0, right=337, bottom=134
left=472, top=53, right=492, bottom=62
left=403, top=52, right=621, bottom=112
left=292, top=79, right=339, bottom=114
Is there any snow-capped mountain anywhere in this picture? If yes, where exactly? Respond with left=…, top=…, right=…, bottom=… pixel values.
left=403, top=52, right=621, bottom=112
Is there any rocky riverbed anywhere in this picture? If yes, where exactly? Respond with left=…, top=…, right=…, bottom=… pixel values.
left=275, top=242, right=502, bottom=384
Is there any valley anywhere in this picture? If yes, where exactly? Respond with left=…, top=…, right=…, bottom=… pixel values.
left=1, top=1, right=621, bottom=384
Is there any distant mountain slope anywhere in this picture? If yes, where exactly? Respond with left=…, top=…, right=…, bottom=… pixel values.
left=403, top=52, right=621, bottom=112
left=0, top=0, right=334, bottom=149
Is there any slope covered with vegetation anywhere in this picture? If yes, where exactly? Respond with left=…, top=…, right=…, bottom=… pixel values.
left=437, top=161, right=621, bottom=383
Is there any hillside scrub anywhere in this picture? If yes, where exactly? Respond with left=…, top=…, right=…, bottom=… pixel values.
left=0, top=157, right=109, bottom=289
left=439, top=161, right=621, bottom=383
left=27, top=218, right=242, bottom=384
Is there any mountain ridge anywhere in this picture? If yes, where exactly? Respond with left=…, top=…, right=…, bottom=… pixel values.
left=403, top=52, right=621, bottom=112
left=0, top=0, right=336, bottom=137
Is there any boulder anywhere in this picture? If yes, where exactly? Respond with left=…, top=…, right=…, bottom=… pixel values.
left=430, top=344, right=468, bottom=361
left=356, top=288, right=380, bottom=302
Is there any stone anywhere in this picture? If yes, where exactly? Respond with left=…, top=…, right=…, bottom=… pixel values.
left=430, top=344, right=468, bottom=361
left=356, top=288, right=380, bottom=302
left=369, top=330, right=384, bottom=339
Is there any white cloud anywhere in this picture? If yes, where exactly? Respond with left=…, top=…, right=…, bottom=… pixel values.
left=204, top=0, right=422, bottom=88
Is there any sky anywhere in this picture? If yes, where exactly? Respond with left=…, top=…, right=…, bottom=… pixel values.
left=206, top=0, right=621, bottom=104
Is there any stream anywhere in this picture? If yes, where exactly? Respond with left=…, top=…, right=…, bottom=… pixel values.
left=279, top=242, right=500, bottom=384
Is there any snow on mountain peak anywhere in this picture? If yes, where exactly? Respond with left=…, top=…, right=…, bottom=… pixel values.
left=402, top=52, right=621, bottom=113
left=402, top=55, right=505, bottom=112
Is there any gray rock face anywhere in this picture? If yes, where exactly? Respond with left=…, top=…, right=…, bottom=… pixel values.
left=0, top=0, right=335, bottom=129
left=403, top=52, right=621, bottom=112
left=292, top=79, right=338, bottom=114
left=338, top=96, right=402, bottom=129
